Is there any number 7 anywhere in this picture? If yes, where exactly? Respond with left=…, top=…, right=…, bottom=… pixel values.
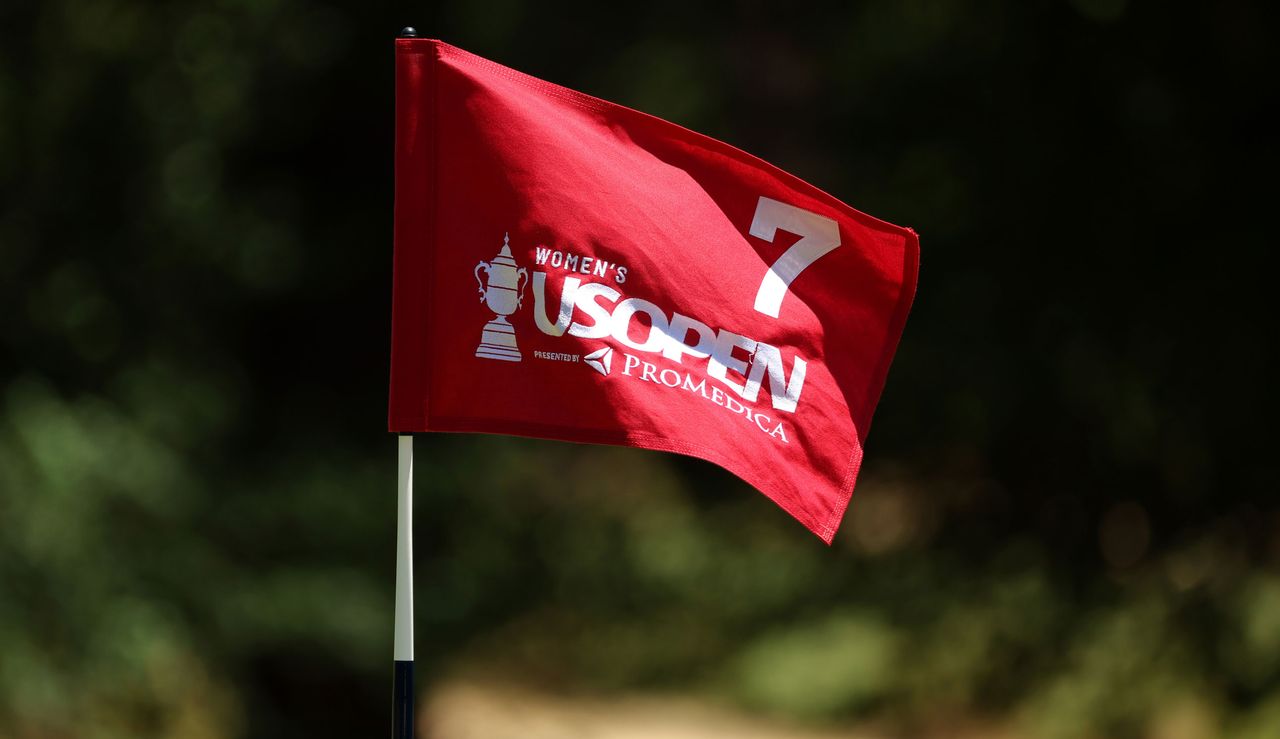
left=749, top=196, right=841, bottom=318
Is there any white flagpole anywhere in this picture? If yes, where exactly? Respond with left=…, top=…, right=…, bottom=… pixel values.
left=393, top=434, right=414, bottom=738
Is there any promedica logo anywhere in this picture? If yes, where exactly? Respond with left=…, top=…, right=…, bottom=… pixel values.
left=529, top=258, right=806, bottom=444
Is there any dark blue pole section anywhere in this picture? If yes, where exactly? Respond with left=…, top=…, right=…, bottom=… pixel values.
left=393, top=660, right=414, bottom=739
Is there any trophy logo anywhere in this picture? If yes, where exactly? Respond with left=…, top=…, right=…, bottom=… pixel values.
left=473, top=233, right=530, bottom=362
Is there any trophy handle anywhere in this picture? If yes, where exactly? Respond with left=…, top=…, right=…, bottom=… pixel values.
left=474, top=261, right=490, bottom=301
left=515, top=267, right=529, bottom=308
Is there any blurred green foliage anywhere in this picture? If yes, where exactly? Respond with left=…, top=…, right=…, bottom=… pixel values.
left=1, top=1, right=1277, bottom=738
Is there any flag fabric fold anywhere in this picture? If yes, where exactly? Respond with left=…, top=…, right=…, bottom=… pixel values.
left=390, top=39, right=918, bottom=543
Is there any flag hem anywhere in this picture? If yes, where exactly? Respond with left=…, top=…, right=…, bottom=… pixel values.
left=388, top=411, right=847, bottom=544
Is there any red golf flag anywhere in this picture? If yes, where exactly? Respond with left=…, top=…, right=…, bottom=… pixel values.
left=389, top=39, right=918, bottom=543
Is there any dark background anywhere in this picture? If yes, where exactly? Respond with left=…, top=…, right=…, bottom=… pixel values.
left=1, top=1, right=1277, bottom=737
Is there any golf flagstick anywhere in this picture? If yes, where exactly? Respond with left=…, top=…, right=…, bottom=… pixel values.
left=393, top=434, right=414, bottom=738
left=393, top=27, right=419, bottom=738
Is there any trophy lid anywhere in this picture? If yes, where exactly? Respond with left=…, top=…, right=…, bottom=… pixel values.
left=493, top=232, right=518, bottom=266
